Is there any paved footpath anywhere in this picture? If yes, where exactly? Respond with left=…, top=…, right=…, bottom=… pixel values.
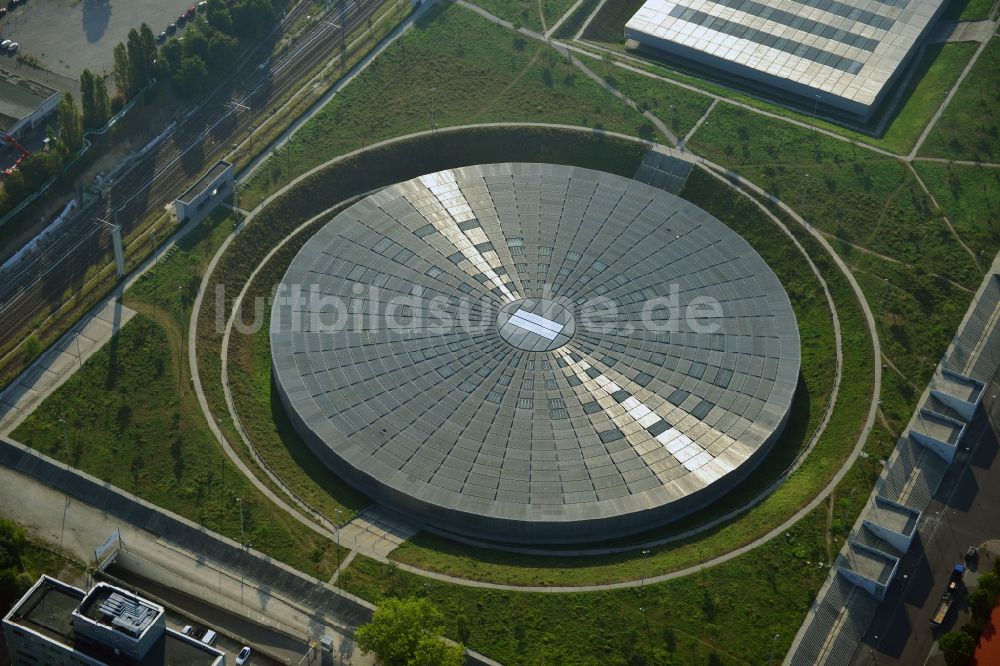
left=0, top=299, right=136, bottom=436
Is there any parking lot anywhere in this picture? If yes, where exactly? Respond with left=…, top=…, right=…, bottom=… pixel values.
left=0, top=0, right=201, bottom=80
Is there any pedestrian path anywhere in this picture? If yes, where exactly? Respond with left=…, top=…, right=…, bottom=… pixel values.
left=0, top=299, right=136, bottom=435
left=340, top=507, right=418, bottom=559
left=927, top=19, right=997, bottom=43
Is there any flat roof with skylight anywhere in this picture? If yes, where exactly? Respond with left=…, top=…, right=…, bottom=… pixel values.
left=271, top=164, right=801, bottom=544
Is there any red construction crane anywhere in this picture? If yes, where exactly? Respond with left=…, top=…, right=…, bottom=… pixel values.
left=2, top=132, right=31, bottom=177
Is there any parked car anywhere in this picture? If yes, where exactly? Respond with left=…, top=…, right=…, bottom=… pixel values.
left=0, top=39, right=10, bottom=49
left=166, top=22, right=177, bottom=35
left=186, top=5, right=197, bottom=18
left=236, top=646, right=252, bottom=665
left=180, top=625, right=218, bottom=646
left=177, top=13, right=187, bottom=26
left=198, top=0, right=208, bottom=10
left=965, top=546, right=978, bottom=564
left=6, top=41, right=16, bottom=53
left=156, top=31, right=166, bottom=43
left=0, top=8, right=7, bottom=18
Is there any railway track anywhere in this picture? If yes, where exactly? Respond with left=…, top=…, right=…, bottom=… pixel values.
left=0, top=0, right=391, bottom=380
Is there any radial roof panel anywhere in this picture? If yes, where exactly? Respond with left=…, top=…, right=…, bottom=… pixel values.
left=626, top=0, right=946, bottom=119
left=271, top=164, right=801, bottom=543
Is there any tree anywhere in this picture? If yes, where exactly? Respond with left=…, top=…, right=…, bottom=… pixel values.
left=410, top=635, right=464, bottom=666
left=206, top=0, right=234, bottom=33
left=231, top=0, right=275, bottom=39
left=94, top=76, right=111, bottom=126
left=173, top=56, right=209, bottom=98
left=355, top=597, right=463, bottom=666
left=80, top=70, right=98, bottom=129
left=126, top=28, right=146, bottom=96
left=206, top=31, right=238, bottom=73
left=79, top=70, right=111, bottom=129
left=57, top=93, right=84, bottom=154
left=138, top=23, right=158, bottom=81
left=938, top=631, right=976, bottom=666
left=112, top=42, right=130, bottom=96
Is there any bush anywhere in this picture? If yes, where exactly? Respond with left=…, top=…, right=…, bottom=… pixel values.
left=938, top=631, right=976, bottom=666
left=355, top=597, right=463, bottom=666
left=21, top=335, right=42, bottom=366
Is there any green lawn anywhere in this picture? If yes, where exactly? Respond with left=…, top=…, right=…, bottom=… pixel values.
left=579, top=52, right=714, bottom=139
left=875, top=42, right=979, bottom=155
left=575, top=35, right=976, bottom=155
left=580, top=0, right=645, bottom=44
left=914, top=161, right=1000, bottom=263
left=241, top=1, right=656, bottom=204
left=11, top=212, right=344, bottom=580
left=342, top=507, right=831, bottom=665
left=919, top=38, right=1000, bottom=161
left=941, top=0, right=997, bottom=21
left=552, top=0, right=601, bottom=38
left=687, top=104, right=981, bottom=290
left=467, top=0, right=577, bottom=33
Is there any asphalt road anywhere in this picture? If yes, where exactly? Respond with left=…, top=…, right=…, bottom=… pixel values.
left=103, top=563, right=307, bottom=665
left=851, top=382, right=1000, bottom=665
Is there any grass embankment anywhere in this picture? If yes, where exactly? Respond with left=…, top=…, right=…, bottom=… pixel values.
left=226, top=215, right=372, bottom=524
left=11, top=212, right=344, bottom=579
left=386, top=166, right=874, bottom=585
left=240, top=1, right=655, bottom=204
left=467, top=0, right=577, bottom=33
left=341, top=508, right=832, bottom=665
left=919, top=38, right=1000, bottom=161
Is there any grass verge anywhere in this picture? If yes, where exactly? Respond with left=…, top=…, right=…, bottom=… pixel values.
left=11, top=211, right=344, bottom=579
left=466, top=0, right=577, bottom=33
left=341, top=504, right=831, bottom=665
left=240, top=1, right=656, bottom=204
left=919, top=37, right=1000, bottom=161
left=686, top=103, right=981, bottom=289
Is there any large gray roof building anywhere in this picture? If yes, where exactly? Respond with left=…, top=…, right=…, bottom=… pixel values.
left=625, top=0, right=946, bottom=120
left=271, top=164, right=800, bottom=543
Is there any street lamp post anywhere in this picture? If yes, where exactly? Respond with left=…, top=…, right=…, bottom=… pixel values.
left=768, top=633, right=780, bottom=665
left=334, top=508, right=343, bottom=586
left=236, top=496, right=245, bottom=548
left=58, top=417, right=69, bottom=453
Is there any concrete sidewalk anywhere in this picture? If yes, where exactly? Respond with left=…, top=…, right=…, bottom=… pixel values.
left=0, top=299, right=136, bottom=436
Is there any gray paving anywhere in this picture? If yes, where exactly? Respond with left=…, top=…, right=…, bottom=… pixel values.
left=1, top=0, right=200, bottom=80
left=271, top=163, right=801, bottom=544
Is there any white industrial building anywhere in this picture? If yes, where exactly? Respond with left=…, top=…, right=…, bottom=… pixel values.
left=3, top=576, right=224, bottom=665
left=625, top=0, right=947, bottom=120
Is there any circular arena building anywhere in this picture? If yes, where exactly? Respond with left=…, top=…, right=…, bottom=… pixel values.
left=270, top=163, right=800, bottom=544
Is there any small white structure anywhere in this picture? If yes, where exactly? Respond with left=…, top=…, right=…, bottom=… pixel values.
left=174, top=160, right=234, bottom=225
